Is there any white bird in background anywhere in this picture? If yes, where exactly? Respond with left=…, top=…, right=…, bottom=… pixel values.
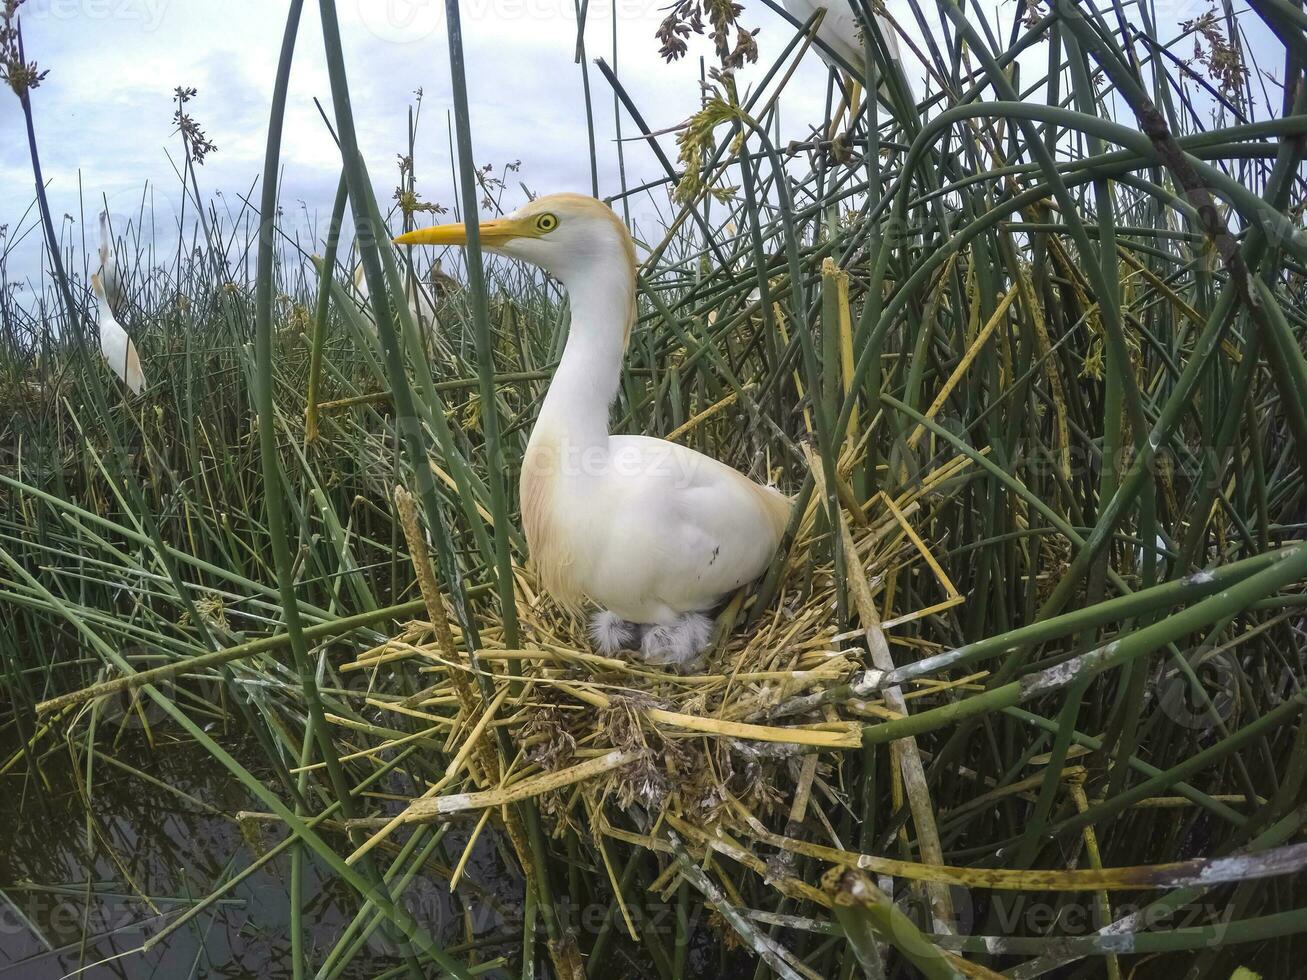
left=92, top=272, right=146, bottom=395
left=785, top=0, right=901, bottom=76
left=782, top=0, right=903, bottom=132
left=98, top=211, right=122, bottom=309
left=353, top=262, right=448, bottom=332
left=397, top=194, right=791, bottom=668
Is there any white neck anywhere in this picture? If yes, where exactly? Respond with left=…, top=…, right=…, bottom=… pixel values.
left=531, top=256, right=633, bottom=457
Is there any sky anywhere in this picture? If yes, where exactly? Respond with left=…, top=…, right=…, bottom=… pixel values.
left=0, top=0, right=1281, bottom=293
left=0, top=0, right=846, bottom=289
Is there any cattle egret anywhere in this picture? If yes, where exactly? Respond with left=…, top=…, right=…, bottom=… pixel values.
left=783, top=0, right=902, bottom=137
left=92, top=272, right=145, bottom=395
left=98, top=211, right=121, bottom=309
left=396, top=194, right=791, bottom=668
left=785, top=0, right=900, bottom=77
left=352, top=262, right=444, bottom=331
left=1138, top=533, right=1170, bottom=572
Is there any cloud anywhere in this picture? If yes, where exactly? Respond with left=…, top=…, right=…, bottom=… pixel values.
left=1, top=0, right=1276, bottom=288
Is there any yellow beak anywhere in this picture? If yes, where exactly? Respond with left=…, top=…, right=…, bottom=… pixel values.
left=393, top=216, right=526, bottom=248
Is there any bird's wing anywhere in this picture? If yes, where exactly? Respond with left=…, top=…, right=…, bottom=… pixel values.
left=98, top=316, right=133, bottom=388
left=815, top=0, right=870, bottom=69
left=877, top=13, right=901, bottom=64
left=589, top=436, right=790, bottom=615
left=783, top=0, right=901, bottom=80
left=123, top=339, right=146, bottom=395
left=93, top=274, right=144, bottom=394
left=411, top=286, right=437, bottom=324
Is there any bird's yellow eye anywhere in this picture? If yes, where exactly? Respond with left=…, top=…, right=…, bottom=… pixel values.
left=534, top=213, right=559, bottom=233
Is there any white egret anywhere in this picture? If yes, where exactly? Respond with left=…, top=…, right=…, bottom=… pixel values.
left=98, top=211, right=122, bottom=309
left=396, top=194, right=790, bottom=668
left=782, top=0, right=903, bottom=136
left=352, top=262, right=445, bottom=332
left=784, top=0, right=901, bottom=79
left=92, top=272, right=145, bottom=395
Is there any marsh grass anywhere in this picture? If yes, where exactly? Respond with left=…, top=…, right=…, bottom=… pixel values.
left=3, top=0, right=1307, bottom=977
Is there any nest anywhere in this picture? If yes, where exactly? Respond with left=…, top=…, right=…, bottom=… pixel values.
left=332, top=452, right=978, bottom=968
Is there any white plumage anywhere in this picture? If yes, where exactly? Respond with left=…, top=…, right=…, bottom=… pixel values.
left=98, top=211, right=122, bottom=309
left=396, top=194, right=790, bottom=668
left=783, top=0, right=902, bottom=111
left=353, top=262, right=440, bottom=331
left=92, top=272, right=145, bottom=395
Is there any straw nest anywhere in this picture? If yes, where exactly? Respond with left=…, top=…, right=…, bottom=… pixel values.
left=335, top=446, right=978, bottom=944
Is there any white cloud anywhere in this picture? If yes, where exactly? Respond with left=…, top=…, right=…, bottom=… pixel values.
left=1, top=0, right=844, bottom=281
left=0, top=0, right=1281, bottom=287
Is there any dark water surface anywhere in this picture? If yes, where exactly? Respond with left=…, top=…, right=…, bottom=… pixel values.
left=0, top=696, right=764, bottom=980
left=0, top=728, right=519, bottom=979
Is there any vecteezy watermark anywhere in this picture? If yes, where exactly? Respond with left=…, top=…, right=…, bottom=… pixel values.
left=523, top=436, right=710, bottom=488
left=93, top=655, right=177, bottom=734
left=0, top=891, right=166, bottom=947
left=1152, top=0, right=1223, bottom=24
left=350, top=0, right=661, bottom=40
left=352, top=0, right=443, bottom=43
left=1154, top=647, right=1239, bottom=732
left=25, top=0, right=169, bottom=31
left=458, top=0, right=663, bottom=22
left=985, top=894, right=1236, bottom=945
left=363, top=874, right=453, bottom=959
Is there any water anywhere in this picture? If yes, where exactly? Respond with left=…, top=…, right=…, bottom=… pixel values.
left=0, top=730, right=517, bottom=979
left=0, top=712, right=761, bottom=979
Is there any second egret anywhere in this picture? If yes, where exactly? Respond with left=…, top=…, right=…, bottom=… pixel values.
left=783, top=0, right=901, bottom=79
left=92, top=272, right=145, bottom=395
left=98, top=211, right=122, bottom=309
